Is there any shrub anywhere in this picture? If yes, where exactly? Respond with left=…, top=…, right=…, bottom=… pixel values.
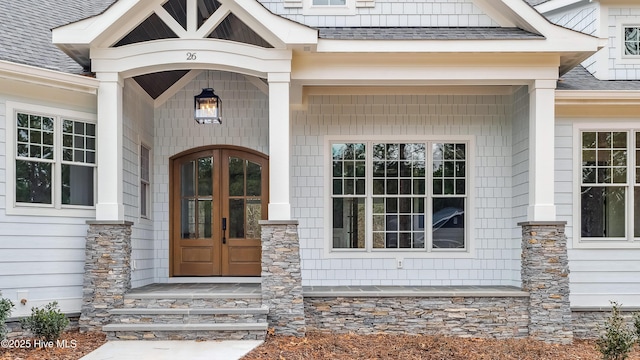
left=20, top=301, right=69, bottom=342
left=633, top=311, right=640, bottom=342
left=0, top=292, right=14, bottom=340
left=596, top=301, right=636, bottom=360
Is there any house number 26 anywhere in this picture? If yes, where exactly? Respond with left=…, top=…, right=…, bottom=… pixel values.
left=186, top=52, right=197, bottom=60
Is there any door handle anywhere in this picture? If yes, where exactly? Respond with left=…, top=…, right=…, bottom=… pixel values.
left=222, top=217, right=227, bottom=244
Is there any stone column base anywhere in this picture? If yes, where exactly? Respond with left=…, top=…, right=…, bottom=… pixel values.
left=519, top=221, right=573, bottom=344
left=79, top=221, right=132, bottom=333
left=259, top=220, right=305, bottom=336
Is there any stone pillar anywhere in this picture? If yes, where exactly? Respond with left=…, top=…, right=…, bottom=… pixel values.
left=519, top=221, right=573, bottom=344
left=79, top=221, right=133, bottom=332
left=259, top=220, right=305, bottom=336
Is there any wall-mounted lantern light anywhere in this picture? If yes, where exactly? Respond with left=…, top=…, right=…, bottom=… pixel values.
left=194, top=88, right=222, bottom=124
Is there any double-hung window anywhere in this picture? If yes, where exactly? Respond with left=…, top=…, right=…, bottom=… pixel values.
left=7, top=101, right=96, bottom=215
left=140, top=144, right=151, bottom=219
left=579, top=129, right=640, bottom=245
left=330, top=139, right=469, bottom=253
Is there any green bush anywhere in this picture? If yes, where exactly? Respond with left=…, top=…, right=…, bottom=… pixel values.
left=0, top=292, right=14, bottom=340
left=633, top=311, right=640, bottom=343
left=596, top=301, right=636, bottom=360
left=20, top=301, right=69, bottom=342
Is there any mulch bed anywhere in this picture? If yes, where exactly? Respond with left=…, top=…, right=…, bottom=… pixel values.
left=0, top=331, right=106, bottom=360
left=243, top=332, right=640, bottom=360
left=4, top=330, right=640, bottom=359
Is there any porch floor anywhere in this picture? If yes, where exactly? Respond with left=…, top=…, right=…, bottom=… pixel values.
left=303, top=285, right=527, bottom=297
left=127, top=283, right=261, bottom=297
left=127, top=283, right=526, bottom=298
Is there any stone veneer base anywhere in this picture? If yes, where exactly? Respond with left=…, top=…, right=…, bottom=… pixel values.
left=572, top=309, right=640, bottom=339
left=259, top=220, right=306, bottom=336
left=520, top=222, right=573, bottom=344
left=304, top=295, right=530, bottom=338
left=79, top=221, right=133, bottom=333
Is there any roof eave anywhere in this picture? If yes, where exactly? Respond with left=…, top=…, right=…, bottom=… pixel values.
left=52, top=0, right=144, bottom=70
left=315, top=36, right=602, bottom=53
left=0, top=60, right=99, bottom=94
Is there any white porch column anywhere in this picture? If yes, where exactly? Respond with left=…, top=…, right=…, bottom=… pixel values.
left=267, top=72, right=292, bottom=220
left=95, top=72, right=125, bottom=221
left=528, top=79, right=557, bottom=221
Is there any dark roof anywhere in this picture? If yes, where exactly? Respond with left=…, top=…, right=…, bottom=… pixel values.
left=318, top=27, right=544, bottom=40
left=0, top=1, right=115, bottom=74
left=558, top=65, right=640, bottom=91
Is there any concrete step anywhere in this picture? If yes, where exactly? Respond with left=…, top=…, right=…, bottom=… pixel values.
left=108, top=305, right=269, bottom=325
left=103, top=323, right=268, bottom=341
left=121, top=294, right=262, bottom=309
left=110, top=306, right=269, bottom=316
left=106, top=285, right=268, bottom=340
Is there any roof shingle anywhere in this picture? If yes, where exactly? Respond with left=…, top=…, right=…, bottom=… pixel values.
left=317, top=27, right=544, bottom=40
left=0, top=1, right=115, bottom=74
left=558, top=65, right=640, bottom=91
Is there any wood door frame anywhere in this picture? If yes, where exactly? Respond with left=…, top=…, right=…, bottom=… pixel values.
left=169, top=145, right=269, bottom=277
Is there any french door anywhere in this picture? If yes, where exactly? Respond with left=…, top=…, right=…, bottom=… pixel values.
left=170, top=146, right=268, bottom=276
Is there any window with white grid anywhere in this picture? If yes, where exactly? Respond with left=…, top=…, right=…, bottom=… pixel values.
left=14, top=111, right=95, bottom=208
left=330, top=140, right=468, bottom=252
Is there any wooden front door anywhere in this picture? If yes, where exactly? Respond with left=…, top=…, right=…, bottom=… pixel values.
left=170, top=146, right=268, bottom=276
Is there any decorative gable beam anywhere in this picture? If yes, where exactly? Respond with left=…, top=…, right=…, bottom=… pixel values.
left=194, top=4, right=232, bottom=39
left=55, top=0, right=317, bottom=69
left=222, top=0, right=287, bottom=48
left=188, top=0, right=198, bottom=33
left=155, top=5, right=188, bottom=38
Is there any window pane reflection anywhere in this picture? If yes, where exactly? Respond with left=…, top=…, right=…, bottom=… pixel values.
left=432, top=198, right=465, bottom=249
left=581, top=186, right=625, bottom=238
left=230, top=198, right=244, bottom=238
left=332, top=197, right=365, bottom=249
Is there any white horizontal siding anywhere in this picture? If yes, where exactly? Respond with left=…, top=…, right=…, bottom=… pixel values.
left=0, top=83, right=96, bottom=317
left=0, top=261, right=84, bottom=275
left=557, top=118, right=640, bottom=307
